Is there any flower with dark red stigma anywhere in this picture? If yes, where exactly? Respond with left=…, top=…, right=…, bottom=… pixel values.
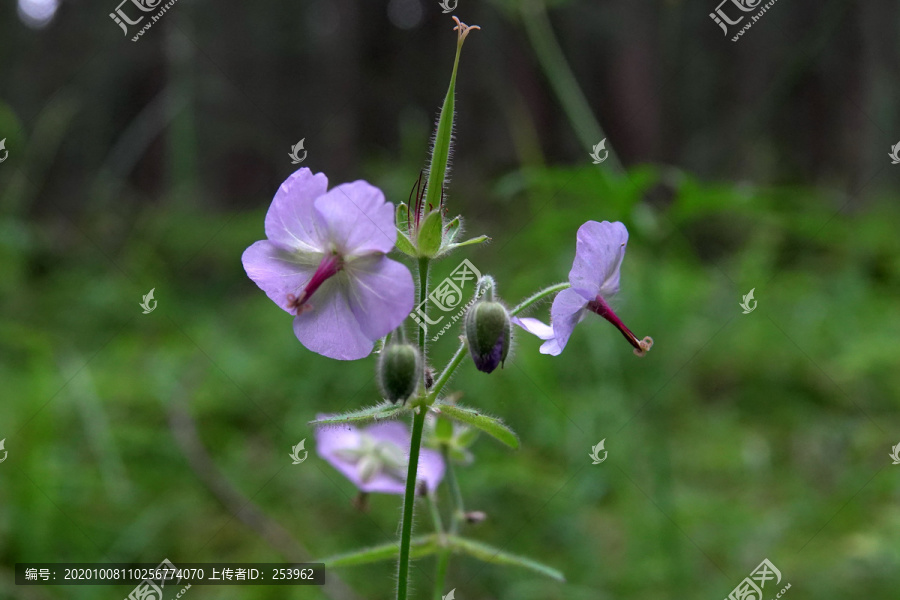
left=242, top=168, right=415, bottom=360
left=315, top=418, right=445, bottom=495
left=513, top=220, right=653, bottom=356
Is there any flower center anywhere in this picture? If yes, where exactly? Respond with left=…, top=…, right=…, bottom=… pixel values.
left=287, top=252, right=344, bottom=315
left=586, top=295, right=654, bottom=357
left=334, top=433, right=408, bottom=484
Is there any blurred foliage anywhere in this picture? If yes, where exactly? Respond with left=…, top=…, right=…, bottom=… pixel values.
left=2, top=156, right=899, bottom=598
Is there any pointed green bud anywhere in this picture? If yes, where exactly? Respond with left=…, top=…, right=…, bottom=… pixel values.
left=376, top=343, right=421, bottom=403
left=465, top=301, right=512, bottom=373
left=414, top=16, right=480, bottom=252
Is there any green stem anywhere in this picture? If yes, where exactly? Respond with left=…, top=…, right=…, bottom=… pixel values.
left=521, top=0, right=622, bottom=173
left=442, top=445, right=465, bottom=534
left=432, top=446, right=463, bottom=600
left=432, top=550, right=451, bottom=600
left=399, top=258, right=430, bottom=600
left=429, top=341, right=468, bottom=402
left=417, top=257, right=429, bottom=355
left=428, top=492, right=450, bottom=600
left=397, top=408, right=427, bottom=600
left=510, top=282, right=571, bottom=316
left=425, top=492, right=445, bottom=535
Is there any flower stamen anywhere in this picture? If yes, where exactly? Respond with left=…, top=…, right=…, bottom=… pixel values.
left=452, top=16, right=480, bottom=45
left=587, top=295, right=653, bottom=357
left=287, top=253, right=344, bottom=315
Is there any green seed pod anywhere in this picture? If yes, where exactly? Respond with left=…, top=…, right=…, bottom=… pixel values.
left=377, top=343, right=421, bottom=403
left=465, top=301, right=512, bottom=373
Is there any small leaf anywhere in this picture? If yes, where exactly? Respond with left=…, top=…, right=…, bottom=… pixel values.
left=434, top=403, right=518, bottom=449
left=417, top=210, right=443, bottom=257
left=447, top=536, right=565, bottom=582
left=444, top=217, right=462, bottom=245
left=440, top=235, right=490, bottom=256
left=309, top=402, right=409, bottom=427
left=320, top=535, right=440, bottom=567
left=396, top=202, right=410, bottom=233
left=395, top=230, right=416, bottom=257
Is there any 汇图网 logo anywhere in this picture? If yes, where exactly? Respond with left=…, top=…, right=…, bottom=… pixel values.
left=290, top=439, right=308, bottom=465
left=740, top=288, right=757, bottom=314
left=410, top=259, right=483, bottom=342
left=589, top=139, right=609, bottom=164
left=589, top=439, right=607, bottom=464
left=724, top=559, right=790, bottom=600
left=289, top=139, right=307, bottom=165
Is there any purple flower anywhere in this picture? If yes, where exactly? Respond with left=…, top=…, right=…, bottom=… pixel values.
left=513, top=220, right=653, bottom=356
left=242, top=168, right=415, bottom=360
left=315, top=417, right=445, bottom=494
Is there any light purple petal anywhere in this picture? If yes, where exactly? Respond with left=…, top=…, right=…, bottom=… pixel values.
left=315, top=422, right=362, bottom=460
left=314, top=181, right=397, bottom=256
left=511, top=316, right=555, bottom=340
left=344, top=256, right=415, bottom=340
left=416, top=448, right=446, bottom=493
left=546, top=288, right=589, bottom=355
left=568, top=221, right=628, bottom=300
left=315, top=418, right=445, bottom=495
left=365, top=421, right=413, bottom=446
left=368, top=421, right=445, bottom=493
left=241, top=240, right=317, bottom=314
left=292, top=277, right=375, bottom=360
left=264, top=168, right=329, bottom=253
left=315, top=423, right=406, bottom=494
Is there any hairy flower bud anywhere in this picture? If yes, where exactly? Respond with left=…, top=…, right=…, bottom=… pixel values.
left=377, top=343, right=421, bottom=403
left=465, top=301, right=512, bottom=373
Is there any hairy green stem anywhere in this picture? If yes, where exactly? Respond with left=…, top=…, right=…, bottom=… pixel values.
left=417, top=257, right=429, bottom=355
left=397, top=408, right=426, bottom=600
left=429, top=341, right=468, bottom=402
left=510, top=282, right=571, bottom=316
left=399, top=258, right=431, bottom=600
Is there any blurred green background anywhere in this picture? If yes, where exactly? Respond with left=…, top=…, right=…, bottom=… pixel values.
left=1, top=0, right=899, bottom=599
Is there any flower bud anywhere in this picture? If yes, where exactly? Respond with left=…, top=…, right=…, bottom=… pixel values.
left=377, top=343, right=421, bottom=403
left=464, top=511, right=487, bottom=524
left=465, top=301, right=512, bottom=373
